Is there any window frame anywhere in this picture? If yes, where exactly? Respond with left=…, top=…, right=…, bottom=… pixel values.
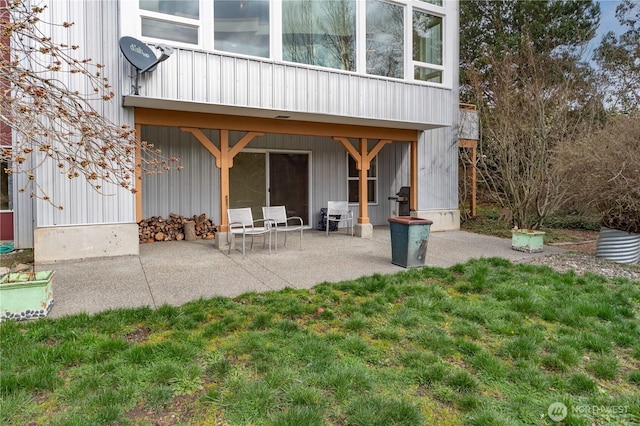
left=347, top=153, right=378, bottom=205
left=121, top=0, right=450, bottom=87
left=1, top=157, right=13, bottom=212
left=410, top=5, right=444, bottom=83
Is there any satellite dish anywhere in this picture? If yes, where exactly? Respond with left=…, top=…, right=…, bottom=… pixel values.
left=119, top=36, right=174, bottom=95
left=119, top=36, right=158, bottom=72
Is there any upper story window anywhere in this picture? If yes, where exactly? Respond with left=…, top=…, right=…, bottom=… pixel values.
left=412, top=10, right=443, bottom=83
left=282, top=0, right=356, bottom=71
left=140, top=1, right=200, bottom=19
left=139, top=0, right=200, bottom=44
left=127, top=0, right=449, bottom=86
left=366, top=0, right=404, bottom=78
left=214, top=0, right=270, bottom=57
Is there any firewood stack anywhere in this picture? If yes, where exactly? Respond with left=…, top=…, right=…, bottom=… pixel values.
left=138, top=213, right=217, bottom=243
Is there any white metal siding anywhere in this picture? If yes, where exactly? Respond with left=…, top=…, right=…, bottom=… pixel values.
left=420, top=0, right=459, bottom=212
left=131, top=49, right=454, bottom=128
left=141, top=127, right=220, bottom=220
left=418, top=127, right=459, bottom=210
left=29, top=0, right=136, bottom=228
left=12, top=164, right=34, bottom=249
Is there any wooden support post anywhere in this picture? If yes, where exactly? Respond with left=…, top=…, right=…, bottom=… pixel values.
left=458, top=139, right=478, bottom=217
left=410, top=139, right=418, bottom=212
left=333, top=137, right=390, bottom=224
left=135, top=124, right=143, bottom=223
left=471, top=144, right=477, bottom=217
left=181, top=128, right=263, bottom=232
left=358, top=139, right=369, bottom=224
left=219, top=130, right=231, bottom=232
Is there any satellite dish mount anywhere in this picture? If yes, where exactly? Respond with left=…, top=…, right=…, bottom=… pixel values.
left=119, top=36, right=174, bottom=95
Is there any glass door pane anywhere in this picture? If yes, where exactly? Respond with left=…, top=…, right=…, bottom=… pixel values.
left=269, top=153, right=309, bottom=225
left=229, top=152, right=266, bottom=219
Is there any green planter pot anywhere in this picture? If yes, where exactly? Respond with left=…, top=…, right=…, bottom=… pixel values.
left=0, top=271, right=55, bottom=321
left=511, top=230, right=545, bottom=253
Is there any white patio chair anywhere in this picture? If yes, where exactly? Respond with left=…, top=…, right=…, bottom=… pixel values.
left=262, top=206, right=304, bottom=251
left=227, top=208, right=273, bottom=257
left=325, top=201, right=354, bottom=237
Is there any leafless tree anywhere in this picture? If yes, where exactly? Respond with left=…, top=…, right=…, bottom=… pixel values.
left=558, top=114, right=640, bottom=233
left=1, top=0, right=180, bottom=209
left=466, top=37, right=603, bottom=229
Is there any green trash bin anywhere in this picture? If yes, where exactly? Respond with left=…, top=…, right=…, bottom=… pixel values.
left=388, top=216, right=433, bottom=268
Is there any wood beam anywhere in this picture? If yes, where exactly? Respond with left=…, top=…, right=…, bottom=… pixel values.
left=181, top=128, right=263, bottom=232
left=367, top=139, right=391, bottom=162
left=358, top=139, right=369, bottom=224
left=333, top=137, right=360, bottom=164
left=333, top=137, right=391, bottom=225
left=181, top=128, right=222, bottom=167
left=410, top=140, right=418, bottom=212
left=219, top=130, right=231, bottom=232
left=228, top=131, right=264, bottom=167
left=137, top=108, right=419, bottom=142
left=135, top=124, right=143, bottom=223
left=458, top=139, right=478, bottom=217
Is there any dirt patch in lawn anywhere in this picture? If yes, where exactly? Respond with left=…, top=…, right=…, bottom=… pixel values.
left=546, top=229, right=600, bottom=254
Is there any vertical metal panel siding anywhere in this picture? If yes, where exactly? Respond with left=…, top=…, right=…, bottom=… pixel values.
left=418, top=126, right=459, bottom=210
left=178, top=50, right=195, bottom=101
left=138, top=49, right=454, bottom=127
left=31, top=0, right=135, bottom=229
left=273, top=64, right=286, bottom=110
left=235, top=59, right=249, bottom=106
left=260, top=62, right=274, bottom=109
left=12, top=160, right=34, bottom=249
left=193, top=52, right=209, bottom=103
left=142, top=127, right=220, bottom=222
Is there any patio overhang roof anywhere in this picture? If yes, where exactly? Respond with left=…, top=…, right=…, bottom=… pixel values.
left=124, top=95, right=445, bottom=133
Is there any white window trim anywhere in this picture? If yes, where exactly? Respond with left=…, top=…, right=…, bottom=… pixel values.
left=347, top=153, right=378, bottom=206
left=120, top=0, right=453, bottom=88
left=0, top=156, right=13, bottom=212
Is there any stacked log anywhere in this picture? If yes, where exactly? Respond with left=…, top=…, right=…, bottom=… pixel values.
left=138, top=213, right=217, bottom=243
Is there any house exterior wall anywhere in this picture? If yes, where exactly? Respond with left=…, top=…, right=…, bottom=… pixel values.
left=13, top=0, right=461, bottom=259
left=414, top=2, right=460, bottom=230
left=13, top=0, right=138, bottom=257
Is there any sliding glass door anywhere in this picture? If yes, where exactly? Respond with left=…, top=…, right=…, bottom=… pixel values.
left=230, top=151, right=310, bottom=224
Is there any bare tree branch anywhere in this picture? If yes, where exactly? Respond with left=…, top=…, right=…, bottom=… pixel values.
left=1, top=0, right=181, bottom=209
left=558, top=114, right=640, bottom=233
left=466, top=35, right=603, bottom=229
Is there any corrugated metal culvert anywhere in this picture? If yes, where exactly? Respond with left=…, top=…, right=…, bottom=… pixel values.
left=595, top=227, right=640, bottom=264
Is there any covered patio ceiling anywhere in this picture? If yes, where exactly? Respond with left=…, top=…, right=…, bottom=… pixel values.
left=125, top=96, right=446, bottom=132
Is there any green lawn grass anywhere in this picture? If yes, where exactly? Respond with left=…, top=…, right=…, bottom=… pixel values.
left=1, top=258, right=639, bottom=425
